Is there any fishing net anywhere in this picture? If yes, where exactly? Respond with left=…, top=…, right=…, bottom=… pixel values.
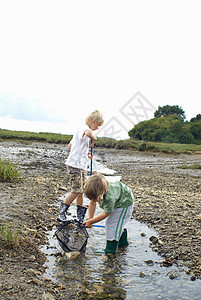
left=55, top=220, right=89, bottom=253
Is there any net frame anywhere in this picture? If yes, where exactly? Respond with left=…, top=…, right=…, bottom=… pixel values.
left=55, top=219, right=89, bottom=253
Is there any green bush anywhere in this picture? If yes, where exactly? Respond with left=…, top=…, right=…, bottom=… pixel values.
left=128, top=116, right=200, bottom=144
left=189, top=121, right=201, bottom=140
left=154, top=105, right=186, bottom=120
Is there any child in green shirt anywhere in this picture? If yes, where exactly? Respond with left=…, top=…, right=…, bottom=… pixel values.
left=83, top=173, right=134, bottom=254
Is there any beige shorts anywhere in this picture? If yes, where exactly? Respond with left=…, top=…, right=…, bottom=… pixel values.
left=67, top=166, right=87, bottom=193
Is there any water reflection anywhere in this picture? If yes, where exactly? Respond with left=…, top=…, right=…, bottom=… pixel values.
left=42, top=214, right=201, bottom=299
left=54, top=248, right=128, bottom=299
left=96, top=253, right=128, bottom=299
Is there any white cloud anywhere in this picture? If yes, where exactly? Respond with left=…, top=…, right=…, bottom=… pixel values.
left=0, top=116, right=70, bottom=134
left=0, top=95, right=66, bottom=122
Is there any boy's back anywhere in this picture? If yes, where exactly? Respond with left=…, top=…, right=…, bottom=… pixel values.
left=66, top=126, right=90, bottom=170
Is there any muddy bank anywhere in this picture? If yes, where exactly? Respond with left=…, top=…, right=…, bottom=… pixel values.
left=0, top=141, right=201, bottom=299
left=0, top=141, right=69, bottom=299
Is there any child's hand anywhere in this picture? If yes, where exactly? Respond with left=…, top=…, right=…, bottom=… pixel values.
left=91, top=137, right=96, bottom=147
left=88, top=153, right=93, bottom=159
left=83, top=220, right=93, bottom=228
left=68, top=142, right=72, bottom=150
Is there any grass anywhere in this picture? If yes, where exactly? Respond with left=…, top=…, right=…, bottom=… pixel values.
left=146, top=142, right=201, bottom=154
left=0, top=128, right=72, bottom=144
left=0, top=156, right=21, bottom=182
left=96, top=138, right=201, bottom=153
left=1, top=128, right=201, bottom=154
left=1, top=219, right=20, bottom=248
left=177, top=163, right=201, bottom=170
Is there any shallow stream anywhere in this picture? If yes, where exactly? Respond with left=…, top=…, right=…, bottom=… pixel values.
left=42, top=164, right=201, bottom=300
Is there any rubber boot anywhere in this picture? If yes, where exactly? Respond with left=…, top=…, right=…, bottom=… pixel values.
left=77, top=205, right=87, bottom=223
left=58, top=203, right=70, bottom=222
left=118, top=228, right=129, bottom=247
left=104, top=240, right=118, bottom=254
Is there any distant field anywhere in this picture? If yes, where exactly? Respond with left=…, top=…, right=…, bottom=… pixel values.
left=1, top=129, right=201, bottom=154
left=0, top=129, right=72, bottom=144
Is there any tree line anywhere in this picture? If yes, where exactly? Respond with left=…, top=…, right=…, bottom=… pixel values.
left=128, top=105, right=201, bottom=144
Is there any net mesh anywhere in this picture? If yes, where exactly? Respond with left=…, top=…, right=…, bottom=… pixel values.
left=55, top=220, right=89, bottom=253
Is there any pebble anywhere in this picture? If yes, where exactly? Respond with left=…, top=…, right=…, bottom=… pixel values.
left=29, top=255, right=36, bottom=262
left=139, top=272, right=145, bottom=278
left=190, top=275, right=196, bottom=281
left=65, top=251, right=80, bottom=259
left=41, top=292, right=56, bottom=300
left=144, top=260, right=154, bottom=266
left=28, top=278, right=43, bottom=286
left=168, top=270, right=180, bottom=280
left=26, top=268, right=36, bottom=277
left=149, top=236, right=158, bottom=244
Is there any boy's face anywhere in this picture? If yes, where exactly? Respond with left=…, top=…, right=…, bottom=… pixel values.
left=90, top=194, right=103, bottom=202
left=89, top=121, right=100, bottom=131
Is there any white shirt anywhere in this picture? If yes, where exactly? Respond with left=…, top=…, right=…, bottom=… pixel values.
left=65, top=126, right=90, bottom=170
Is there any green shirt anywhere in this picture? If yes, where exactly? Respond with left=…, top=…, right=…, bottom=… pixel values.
left=98, top=181, right=134, bottom=214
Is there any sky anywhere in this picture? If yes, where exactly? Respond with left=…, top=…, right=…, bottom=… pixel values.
left=0, top=0, right=201, bottom=139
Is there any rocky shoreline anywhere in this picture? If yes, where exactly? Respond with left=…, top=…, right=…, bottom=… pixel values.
left=0, top=141, right=201, bottom=299
left=122, top=168, right=201, bottom=280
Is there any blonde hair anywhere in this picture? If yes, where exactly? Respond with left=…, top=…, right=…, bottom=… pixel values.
left=84, top=173, right=108, bottom=201
left=85, top=110, right=104, bottom=126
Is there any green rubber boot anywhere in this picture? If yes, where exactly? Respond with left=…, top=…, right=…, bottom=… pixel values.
left=118, top=228, right=129, bottom=247
left=104, top=240, right=118, bottom=254
left=95, top=240, right=118, bottom=254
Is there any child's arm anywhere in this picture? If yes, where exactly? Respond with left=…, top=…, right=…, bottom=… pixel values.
left=84, top=130, right=97, bottom=145
left=88, top=200, right=96, bottom=219
left=68, top=139, right=73, bottom=150
left=83, top=211, right=110, bottom=228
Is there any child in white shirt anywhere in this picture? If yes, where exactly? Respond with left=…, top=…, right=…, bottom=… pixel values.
left=58, top=110, right=104, bottom=222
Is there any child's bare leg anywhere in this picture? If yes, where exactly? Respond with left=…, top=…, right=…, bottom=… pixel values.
left=58, top=192, right=81, bottom=222
left=76, top=193, right=84, bottom=206
left=64, top=192, right=80, bottom=205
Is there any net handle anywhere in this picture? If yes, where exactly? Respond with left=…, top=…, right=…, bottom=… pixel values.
left=92, top=224, right=105, bottom=228
left=90, top=138, right=93, bottom=175
left=88, top=139, right=105, bottom=229
left=83, top=221, right=105, bottom=228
